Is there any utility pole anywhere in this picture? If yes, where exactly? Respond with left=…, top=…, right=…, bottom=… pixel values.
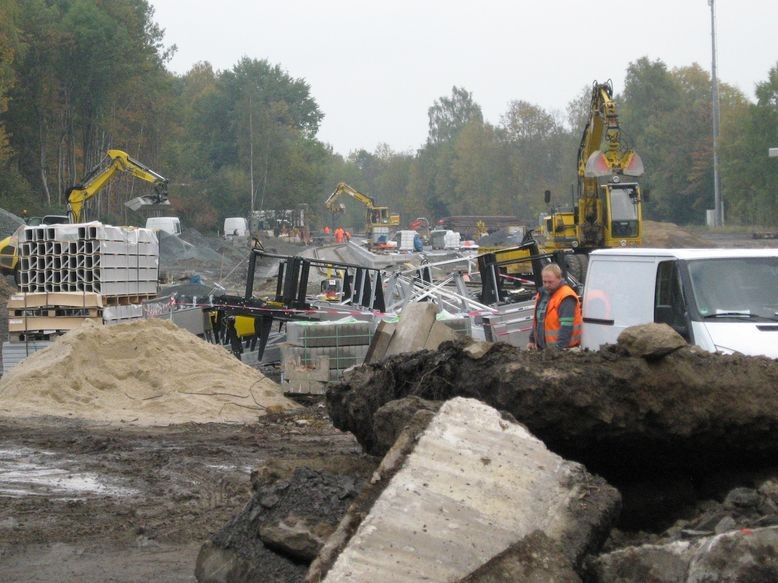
left=709, top=0, right=723, bottom=226
left=249, top=93, right=255, bottom=215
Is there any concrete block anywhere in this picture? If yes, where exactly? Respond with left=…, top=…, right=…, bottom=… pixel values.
left=365, top=321, right=396, bottom=364
left=307, top=397, right=620, bottom=582
left=423, top=320, right=463, bottom=350
left=383, top=302, right=438, bottom=357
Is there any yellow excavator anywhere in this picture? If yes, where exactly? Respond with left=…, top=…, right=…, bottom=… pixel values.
left=324, top=182, right=400, bottom=245
left=0, top=149, right=169, bottom=282
left=541, top=80, right=646, bottom=280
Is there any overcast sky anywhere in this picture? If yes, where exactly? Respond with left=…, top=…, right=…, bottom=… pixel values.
left=149, top=0, right=777, bottom=157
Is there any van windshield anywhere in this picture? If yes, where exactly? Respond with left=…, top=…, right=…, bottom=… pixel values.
left=687, top=257, right=778, bottom=321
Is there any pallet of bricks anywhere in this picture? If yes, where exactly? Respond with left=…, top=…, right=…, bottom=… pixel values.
left=280, top=318, right=373, bottom=395
left=2, top=222, right=158, bottom=373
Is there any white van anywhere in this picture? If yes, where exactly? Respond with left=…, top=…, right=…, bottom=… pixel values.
left=581, top=248, right=778, bottom=358
left=145, top=217, right=182, bottom=236
left=223, top=217, right=249, bottom=239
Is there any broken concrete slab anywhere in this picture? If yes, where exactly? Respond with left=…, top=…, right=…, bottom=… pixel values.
left=589, top=526, right=778, bottom=582
left=383, top=302, right=438, bottom=357
left=307, top=397, right=620, bottom=582
left=423, top=320, right=463, bottom=350
left=617, top=323, right=687, bottom=359
left=365, top=321, right=396, bottom=364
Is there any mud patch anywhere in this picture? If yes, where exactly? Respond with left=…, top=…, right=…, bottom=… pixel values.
left=0, top=446, right=138, bottom=498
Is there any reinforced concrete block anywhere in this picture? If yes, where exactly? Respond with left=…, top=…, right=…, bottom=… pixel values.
left=307, top=397, right=620, bottom=583
left=383, top=302, right=438, bottom=357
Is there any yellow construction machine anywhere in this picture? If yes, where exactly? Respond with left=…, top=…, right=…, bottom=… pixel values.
left=0, top=149, right=168, bottom=282
left=542, top=80, right=646, bottom=280
left=324, top=182, right=400, bottom=245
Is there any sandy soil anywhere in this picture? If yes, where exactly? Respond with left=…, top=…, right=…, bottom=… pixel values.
left=0, top=403, right=358, bottom=582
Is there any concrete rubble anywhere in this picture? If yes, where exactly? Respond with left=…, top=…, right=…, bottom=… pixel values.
left=306, top=397, right=620, bottom=582
left=590, top=526, right=778, bottom=582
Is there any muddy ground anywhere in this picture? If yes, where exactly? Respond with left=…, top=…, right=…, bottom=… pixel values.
left=0, top=402, right=366, bottom=582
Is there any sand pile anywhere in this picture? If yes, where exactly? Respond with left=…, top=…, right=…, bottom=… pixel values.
left=0, top=319, right=297, bottom=425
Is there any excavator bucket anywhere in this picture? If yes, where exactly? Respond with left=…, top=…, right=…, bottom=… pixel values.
left=124, top=195, right=171, bottom=211
left=584, top=151, right=611, bottom=177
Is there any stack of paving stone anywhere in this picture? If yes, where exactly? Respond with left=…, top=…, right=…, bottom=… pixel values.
left=281, top=318, right=373, bottom=393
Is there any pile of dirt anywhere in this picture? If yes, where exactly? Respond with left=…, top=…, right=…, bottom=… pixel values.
left=0, top=318, right=297, bottom=425
left=327, top=332, right=778, bottom=483
left=642, top=220, right=714, bottom=248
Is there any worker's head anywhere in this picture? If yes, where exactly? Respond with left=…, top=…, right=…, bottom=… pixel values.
left=541, top=264, right=564, bottom=293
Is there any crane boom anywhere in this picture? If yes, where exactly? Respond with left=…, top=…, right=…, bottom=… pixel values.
left=66, top=149, right=169, bottom=223
left=540, top=80, right=646, bottom=280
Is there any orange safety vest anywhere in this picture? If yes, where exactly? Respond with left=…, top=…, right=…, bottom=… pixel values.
left=533, top=284, right=583, bottom=348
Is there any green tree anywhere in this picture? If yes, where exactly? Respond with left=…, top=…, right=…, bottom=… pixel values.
left=427, top=86, right=483, bottom=145
left=720, top=62, right=778, bottom=224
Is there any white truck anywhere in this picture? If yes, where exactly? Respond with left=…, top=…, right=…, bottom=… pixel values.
left=581, top=248, right=778, bottom=358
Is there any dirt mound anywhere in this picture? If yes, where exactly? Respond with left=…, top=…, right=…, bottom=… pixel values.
left=327, top=338, right=778, bottom=477
left=0, top=318, right=297, bottom=425
left=642, top=220, right=714, bottom=248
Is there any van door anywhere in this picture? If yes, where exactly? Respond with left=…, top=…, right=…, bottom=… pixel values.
left=582, top=255, right=658, bottom=349
left=654, top=260, right=691, bottom=341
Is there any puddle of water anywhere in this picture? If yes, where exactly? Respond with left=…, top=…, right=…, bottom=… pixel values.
left=0, top=447, right=138, bottom=499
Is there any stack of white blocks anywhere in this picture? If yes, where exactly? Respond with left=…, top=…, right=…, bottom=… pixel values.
left=17, top=222, right=158, bottom=296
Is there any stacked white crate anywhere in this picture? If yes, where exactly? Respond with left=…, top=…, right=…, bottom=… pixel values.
left=10, top=221, right=158, bottom=337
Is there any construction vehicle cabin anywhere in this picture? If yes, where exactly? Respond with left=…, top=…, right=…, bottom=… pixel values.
left=0, top=149, right=169, bottom=282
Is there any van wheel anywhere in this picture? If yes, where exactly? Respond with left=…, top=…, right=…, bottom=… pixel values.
left=566, top=253, right=589, bottom=283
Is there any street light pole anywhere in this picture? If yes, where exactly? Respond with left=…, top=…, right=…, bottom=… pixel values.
left=709, top=0, right=723, bottom=226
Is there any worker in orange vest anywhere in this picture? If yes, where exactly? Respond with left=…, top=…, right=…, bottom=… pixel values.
left=334, top=227, right=344, bottom=243
left=528, top=263, right=582, bottom=350
left=323, top=226, right=331, bottom=235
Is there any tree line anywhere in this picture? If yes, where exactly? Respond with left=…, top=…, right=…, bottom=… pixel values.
left=0, top=0, right=776, bottom=232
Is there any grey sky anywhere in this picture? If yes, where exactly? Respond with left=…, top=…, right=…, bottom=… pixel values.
left=150, top=0, right=777, bottom=156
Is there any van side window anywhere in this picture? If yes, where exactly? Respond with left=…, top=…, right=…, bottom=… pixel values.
left=654, top=260, right=689, bottom=340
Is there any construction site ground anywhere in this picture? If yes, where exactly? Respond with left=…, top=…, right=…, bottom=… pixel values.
left=0, top=219, right=776, bottom=581
left=0, top=402, right=364, bottom=582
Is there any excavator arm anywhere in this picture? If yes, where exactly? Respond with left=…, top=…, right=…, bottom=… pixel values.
left=66, top=149, right=169, bottom=223
left=324, top=182, right=378, bottom=213
left=578, top=81, right=644, bottom=185
left=542, top=80, right=645, bottom=259
left=324, top=182, right=400, bottom=239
